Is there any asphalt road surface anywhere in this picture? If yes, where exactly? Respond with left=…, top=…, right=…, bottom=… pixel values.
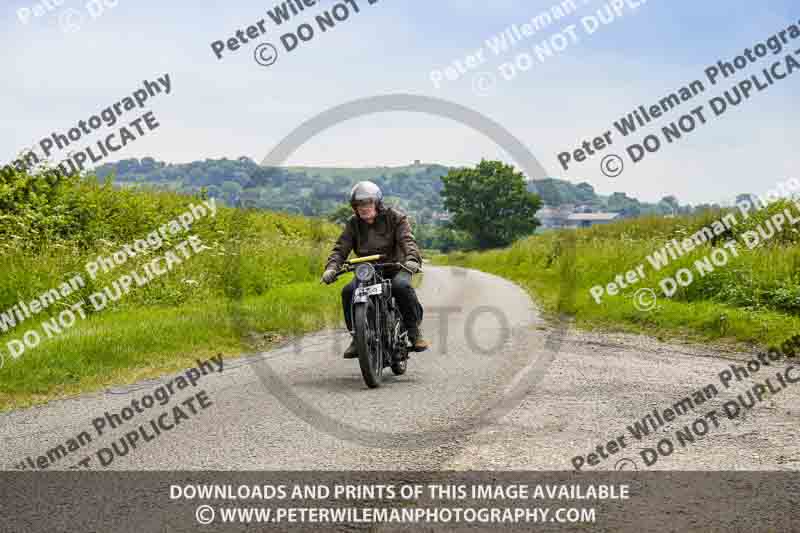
left=2, top=266, right=799, bottom=472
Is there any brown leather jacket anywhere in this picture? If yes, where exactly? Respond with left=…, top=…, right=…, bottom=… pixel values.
left=325, top=206, right=422, bottom=274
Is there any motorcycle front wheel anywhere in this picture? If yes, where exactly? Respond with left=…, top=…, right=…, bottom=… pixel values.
left=354, top=302, right=383, bottom=388
left=390, top=318, right=408, bottom=376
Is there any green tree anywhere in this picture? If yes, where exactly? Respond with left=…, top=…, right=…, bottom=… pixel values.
left=328, top=203, right=354, bottom=225
left=221, top=181, right=243, bottom=196
left=658, top=195, right=680, bottom=216
left=441, top=160, right=542, bottom=249
left=432, top=226, right=475, bottom=253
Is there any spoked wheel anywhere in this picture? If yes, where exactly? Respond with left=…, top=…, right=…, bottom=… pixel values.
left=391, top=358, right=408, bottom=375
left=354, top=303, right=383, bottom=388
left=391, top=319, right=408, bottom=376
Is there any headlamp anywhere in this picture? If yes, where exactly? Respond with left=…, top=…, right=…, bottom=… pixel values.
left=355, top=263, right=375, bottom=282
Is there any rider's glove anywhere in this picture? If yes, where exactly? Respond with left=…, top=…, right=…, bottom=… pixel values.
left=404, top=260, right=420, bottom=274
left=321, top=269, right=337, bottom=285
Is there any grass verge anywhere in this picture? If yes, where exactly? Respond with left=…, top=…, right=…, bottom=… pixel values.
left=0, top=279, right=351, bottom=412
left=436, top=208, right=800, bottom=352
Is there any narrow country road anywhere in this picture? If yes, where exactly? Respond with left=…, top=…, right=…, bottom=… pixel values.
left=2, top=266, right=798, bottom=472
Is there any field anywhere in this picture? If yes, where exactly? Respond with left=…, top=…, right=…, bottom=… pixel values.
left=438, top=201, right=800, bottom=351
left=0, top=171, right=348, bottom=410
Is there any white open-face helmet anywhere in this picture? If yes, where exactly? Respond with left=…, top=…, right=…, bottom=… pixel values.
left=349, top=181, right=383, bottom=209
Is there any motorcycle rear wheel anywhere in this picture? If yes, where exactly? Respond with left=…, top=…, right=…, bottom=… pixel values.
left=390, top=359, right=407, bottom=375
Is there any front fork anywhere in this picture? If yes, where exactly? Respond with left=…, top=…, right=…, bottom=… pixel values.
left=351, top=281, right=397, bottom=349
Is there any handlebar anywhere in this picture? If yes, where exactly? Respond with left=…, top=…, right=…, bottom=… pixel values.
left=337, top=262, right=409, bottom=276
left=328, top=259, right=420, bottom=282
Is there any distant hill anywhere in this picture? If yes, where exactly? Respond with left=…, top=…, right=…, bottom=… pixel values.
left=96, top=157, right=693, bottom=222
left=96, top=158, right=450, bottom=223
left=527, top=179, right=690, bottom=218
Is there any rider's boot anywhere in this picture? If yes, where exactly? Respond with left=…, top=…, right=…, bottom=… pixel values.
left=343, top=334, right=358, bottom=359
left=407, top=325, right=430, bottom=352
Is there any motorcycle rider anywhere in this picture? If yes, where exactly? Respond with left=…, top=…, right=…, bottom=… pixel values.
left=321, top=181, right=430, bottom=358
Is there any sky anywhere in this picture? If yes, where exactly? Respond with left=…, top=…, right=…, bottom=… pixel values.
left=1, top=0, right=798, bottom=205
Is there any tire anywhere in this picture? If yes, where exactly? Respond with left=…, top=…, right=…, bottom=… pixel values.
left=354, top=302, right=383, bottom=388
left=391, top=359, right=407, bottom=376
left=390, top=318, right=408, bottom=376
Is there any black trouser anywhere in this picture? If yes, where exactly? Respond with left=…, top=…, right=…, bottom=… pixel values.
left=342, top=270, right=423, bottom=334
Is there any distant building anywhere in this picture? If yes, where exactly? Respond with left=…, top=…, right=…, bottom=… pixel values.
left=537, top=205, right=621, bottom=231
left=565, top=213, right=619, bottom=228
left=413, top=160, right=421, bottom=166
left=536, top=205, right=574, bottom=229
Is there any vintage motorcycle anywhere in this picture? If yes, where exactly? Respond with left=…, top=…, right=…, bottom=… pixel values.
left=332, top=255, right=420, bottom=388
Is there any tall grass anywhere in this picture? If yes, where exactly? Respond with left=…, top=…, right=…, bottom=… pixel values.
left=439, top=202, right=800, bottom=348
left=0, top=172, right=347, bottom=410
